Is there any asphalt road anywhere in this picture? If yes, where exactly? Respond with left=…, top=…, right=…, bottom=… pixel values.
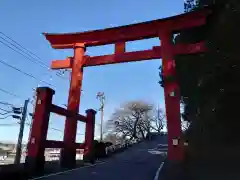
left=34, top=136, right=168, bottom=180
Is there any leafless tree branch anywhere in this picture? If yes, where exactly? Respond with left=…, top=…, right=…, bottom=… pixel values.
left=106, top=101, right=166, bottom=140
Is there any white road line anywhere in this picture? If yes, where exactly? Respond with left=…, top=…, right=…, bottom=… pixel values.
left=157, top=144, right=168, bottom=146
left=28, top=161, right=107, bottom=180
left=154, top=162, right=165, bottom=180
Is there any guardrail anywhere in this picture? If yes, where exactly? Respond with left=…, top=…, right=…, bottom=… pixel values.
left=101, top=140, right=142, bottom=158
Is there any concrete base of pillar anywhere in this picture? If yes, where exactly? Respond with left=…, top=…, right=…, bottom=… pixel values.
left=60, top=149, right=76, bottom=169
left=83, top=152, right=94, bottom=162
left=25, top=155, right=45, bottom=172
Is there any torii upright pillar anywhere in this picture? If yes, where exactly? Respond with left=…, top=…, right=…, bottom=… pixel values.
left=160, top=32, right=183, bottom=161
left=60, top=43, right=85, bottom=168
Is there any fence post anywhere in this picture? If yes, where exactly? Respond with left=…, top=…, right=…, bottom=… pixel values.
left=84, top=109, right=96, bottom=161
left=25, top=87, right=55, bottom=171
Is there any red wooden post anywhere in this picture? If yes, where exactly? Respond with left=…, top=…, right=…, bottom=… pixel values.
left=160, top=31, right=183, bottom=161
left=84, top=109, right=96, bottom=158
left=60, top=43, right=85, bottom=168
left=25, top=87, right=54, bottom=170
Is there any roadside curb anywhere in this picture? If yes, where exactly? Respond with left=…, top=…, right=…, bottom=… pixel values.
left=153, top=154, right=167, bottom=180
left=154, top=162, right=165, bottom=180
left=28, top=160, right=107, bottom=180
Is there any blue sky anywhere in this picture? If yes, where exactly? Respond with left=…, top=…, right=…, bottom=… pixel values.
left=0, top=0, right=184, bottom=143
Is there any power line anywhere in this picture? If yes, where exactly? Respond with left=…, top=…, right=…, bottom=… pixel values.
left=0, top=34, right=58, bottom=92
left=0, top=38, right=48, bottom=69
left=0, top=107, right=11, bottom=113
left=0, top=123, right=19, bottom=126
left=25, top=121, right=62, bottom=133
left=0, top=114, right=16, bottom=119
left=0, top=87, right=22, bottom=99
left=25, top=113, right=84, bottom=136
left=0, top=101, right=14, bottom=107
left=0, top=108, right=11, bottom=115
left=0, top=32, right=67, bottom=80
left=49, top=127, right=63, bottom=133
left=0, top=59, right=55, bottom=87
left=0, top=32, right=49, bottom=69
left=56, top=70, right=70, bottom=80
left=0, top=32, right=46, bottom=65
left=77, top=133, right=85, bottom=136
left=25, top=121, right=84, bottom=136
left=49, top=126, right=84, bottom=135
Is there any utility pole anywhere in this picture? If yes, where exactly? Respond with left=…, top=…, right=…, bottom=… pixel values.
left=96, top=92, right=105, bottom=142
left=14, top=99, right=29, bottom=164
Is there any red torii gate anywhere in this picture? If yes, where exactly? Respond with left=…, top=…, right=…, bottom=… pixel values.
left=30, top=8, right=210, bottom=168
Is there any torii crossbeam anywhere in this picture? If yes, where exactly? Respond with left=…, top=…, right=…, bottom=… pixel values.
left=44, top=8, right=210, bottom=167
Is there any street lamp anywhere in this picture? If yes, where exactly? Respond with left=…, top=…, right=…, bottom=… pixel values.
left=96, top=92, right=105, bottom=142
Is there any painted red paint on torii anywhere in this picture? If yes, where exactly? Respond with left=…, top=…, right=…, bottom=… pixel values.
left=44, top=9, right=210, bottom=48
left=43, top=8, right=210, bottom=165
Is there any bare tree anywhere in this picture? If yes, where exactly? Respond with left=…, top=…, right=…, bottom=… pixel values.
left=149, top=108, right=165, bottom=133
left=103, top=133, right=117, bottom=144
left=106, top=101, right=165, bottom=140
left=181, top=120, right=191, bottom=132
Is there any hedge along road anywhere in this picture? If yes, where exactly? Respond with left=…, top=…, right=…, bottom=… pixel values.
left=30, top=135, right=168, bottom=180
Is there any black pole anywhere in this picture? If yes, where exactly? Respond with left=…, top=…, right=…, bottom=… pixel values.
left=14, top=99, right=29, bottom=164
